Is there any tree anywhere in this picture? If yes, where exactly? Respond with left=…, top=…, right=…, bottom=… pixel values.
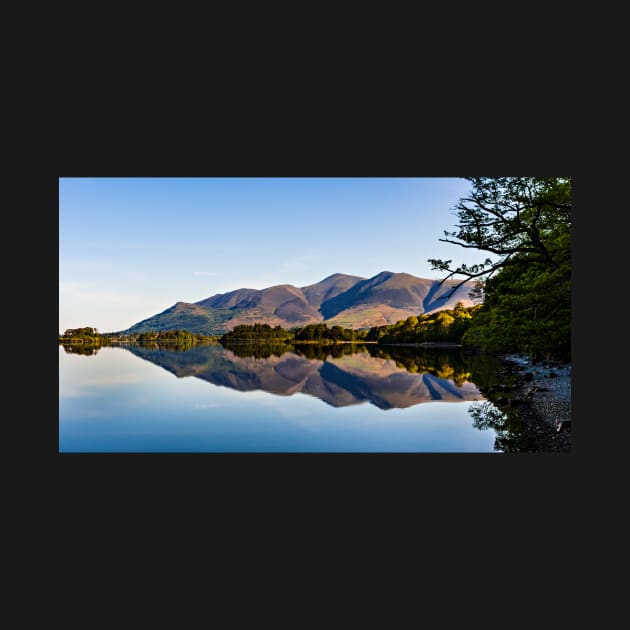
left=428, top=177, right=571, bottom=296
left=330, top=325, right=345, bottom=341
left=429, top=177, right=571, bottom=360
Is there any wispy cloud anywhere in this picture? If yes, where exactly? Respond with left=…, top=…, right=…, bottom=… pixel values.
left=78, top=292, right=144, bottom=306
left=121, top=241, right=207, bottom=253
left=193, top=271, right=223, bottom=277
left=60, top=281, right=143, bottom=306
left=60, top=281, right=97, bottom=291
left=278, top=251, right=323, bottom=274
left=60, top=259, right=110, bottom=270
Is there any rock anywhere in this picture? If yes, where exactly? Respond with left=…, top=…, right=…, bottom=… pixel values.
left=556, top=420, right=571, bottom=432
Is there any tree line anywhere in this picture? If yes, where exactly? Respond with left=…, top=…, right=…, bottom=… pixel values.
left=220, top=323, right=368, bottom=344
left=59, top=327, right=112, bottom=345
left=134, top=330, right=216, bottom=344
left=59, top=328, right=218, bottom=350
left=366, top=302, right=479, bottom=344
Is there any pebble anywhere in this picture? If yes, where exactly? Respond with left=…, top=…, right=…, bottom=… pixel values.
left=499, top=354, right=571, bottom=452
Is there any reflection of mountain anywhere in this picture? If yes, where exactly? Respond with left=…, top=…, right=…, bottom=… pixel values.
left=125, top=345, right=485, bottom=410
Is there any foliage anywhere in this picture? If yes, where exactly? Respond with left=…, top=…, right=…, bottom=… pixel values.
left=134, top=329, right=218, bottom=349
left=125, top=307, right=239, bottom=336
left=294, top=323, right=367, bottom=342
left=366, top=303, right=480, bottom=344
left=461, top=247, right=570, bottom=360
left=428, top=177, right=571, bottom=361
left=220, top=322, right=367, bottom=344
left=221, top=323, right=295, bottom=343
left=59, top=327, right=112, bottom=346
left=60, top=328, right=219, bottom=353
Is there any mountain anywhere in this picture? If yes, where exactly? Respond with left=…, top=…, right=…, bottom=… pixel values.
left=301, top=273, right=366, bottom=309
left=123, top=271, right=477, bottom=335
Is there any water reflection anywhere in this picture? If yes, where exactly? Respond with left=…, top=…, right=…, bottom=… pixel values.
left=60, top=341, right=556, bottom=452
left=60, top=342, right=103, bottom=355
left=120, top=343, right=495, bottom=410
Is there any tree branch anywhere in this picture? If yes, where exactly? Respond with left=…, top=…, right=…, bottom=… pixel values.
left=438, top=237, right=540, bottom=256
left=434, top=256, right=520, bottom=298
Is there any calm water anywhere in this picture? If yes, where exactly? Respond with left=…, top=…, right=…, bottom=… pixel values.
left=59, top=343, right=507, bottom=452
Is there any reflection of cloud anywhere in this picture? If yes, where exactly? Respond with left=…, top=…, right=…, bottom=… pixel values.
left=82, top=373, right=152, bottom=386
left=59, top=385, right=100, bottom=398
left=60, top=372, right=152, bottom=396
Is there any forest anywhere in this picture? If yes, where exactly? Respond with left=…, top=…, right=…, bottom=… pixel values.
left=220, top=323, right=368, bottom=344
left=366, top=302, right=479, bottom=344
left=428, top=176, right=571, bottom=361
left=59, top=328, right=218, bottom=351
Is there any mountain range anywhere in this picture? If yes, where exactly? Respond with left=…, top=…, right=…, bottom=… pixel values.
left=123, top=271, right=477, bottom=335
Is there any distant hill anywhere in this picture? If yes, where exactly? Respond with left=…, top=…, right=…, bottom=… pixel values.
left=123, top=271, right=477, bottom=335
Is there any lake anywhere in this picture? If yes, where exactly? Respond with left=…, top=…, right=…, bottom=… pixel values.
left=59, top=343, right=512, bottom=452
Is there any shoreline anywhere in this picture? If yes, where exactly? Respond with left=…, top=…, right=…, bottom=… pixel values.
left=499, top=353, right=571, bottom=452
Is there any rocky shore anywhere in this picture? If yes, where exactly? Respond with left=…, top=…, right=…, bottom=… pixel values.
left=499, top=354, right=571, bottom=453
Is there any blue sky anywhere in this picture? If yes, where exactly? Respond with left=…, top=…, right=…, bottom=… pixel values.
left=59, top=177, right=481, bottom=333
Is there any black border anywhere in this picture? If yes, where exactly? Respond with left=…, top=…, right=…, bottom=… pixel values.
left=50, top=115, right=584, bottom=525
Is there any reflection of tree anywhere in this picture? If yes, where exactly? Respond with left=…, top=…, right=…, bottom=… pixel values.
left=136, top=340, right=199, bottom=351
left=221, top=342, right=370, bottom=361
left=295, top=344, right=368, bottom=360
left=61, top=343, right=101, bottom=355
left=368, top=345, right=495, bottom=389
left=223, top=342, right=292, bottom=359
left=222, top=341, right=507, bottom=387
left=469, top=401, right=534, bottom=452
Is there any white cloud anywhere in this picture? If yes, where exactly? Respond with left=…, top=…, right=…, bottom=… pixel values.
left=193, top=271, right=223, bottom=277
